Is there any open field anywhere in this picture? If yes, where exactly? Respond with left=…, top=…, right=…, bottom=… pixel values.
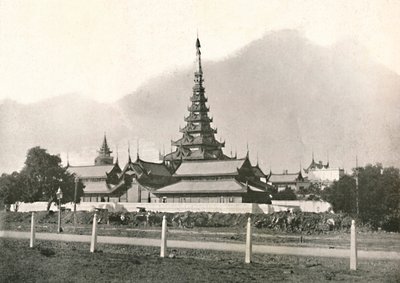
left=1, top=238, right=400, bottom=282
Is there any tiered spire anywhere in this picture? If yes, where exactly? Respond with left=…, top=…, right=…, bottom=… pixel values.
left=164, top=37, right=227, bottom=161
left=99, top=134, right=112, bottom=155
left=94, top=134, right=114, bottom=165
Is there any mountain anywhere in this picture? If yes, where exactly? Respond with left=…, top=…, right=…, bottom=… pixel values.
left=1, top=30, right=399, bottom=174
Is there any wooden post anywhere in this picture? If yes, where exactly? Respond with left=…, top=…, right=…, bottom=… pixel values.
left=30, top=212, right=36, bottom=248
left=90, top=211, right=98, bottom=253
left=73, top=177, right=79, bottom=231
left=160, top=215, right=167, bottom=257
left=57, top=199, right=62, bottom=233
left=245, top=217, right=252, bottom=263
left=350, top=219, right=357, bottom=270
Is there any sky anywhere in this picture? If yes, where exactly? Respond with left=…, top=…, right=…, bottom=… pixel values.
left=0, top=0, right=399, bottom=103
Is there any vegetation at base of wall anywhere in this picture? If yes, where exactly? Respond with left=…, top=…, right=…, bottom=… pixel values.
left=2, top=210, right=397, bottom=233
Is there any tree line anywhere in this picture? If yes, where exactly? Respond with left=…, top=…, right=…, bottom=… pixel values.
left=321, top=164, right=400, bottom=231
left=0, top=147, right=84, bottom=210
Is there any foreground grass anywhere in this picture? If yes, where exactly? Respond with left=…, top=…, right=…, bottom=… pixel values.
left=0, top=238, right=399, bottom=282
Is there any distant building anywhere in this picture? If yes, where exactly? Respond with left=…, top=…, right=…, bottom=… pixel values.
left=267, top=170, right=310, bottom=192
left=303, top=155, right=344, bottom=186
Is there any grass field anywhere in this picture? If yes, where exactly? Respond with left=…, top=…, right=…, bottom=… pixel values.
left=1, top=238, right=400, bottom=282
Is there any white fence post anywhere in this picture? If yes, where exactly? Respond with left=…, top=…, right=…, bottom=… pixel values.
left=30, top=212, right=36, bottom=248
left=350, top=219, right=357, bottom=270
left=160, top=215, right=167, bottom=258
left=245, top=217, right=252, bottom=263
left=90, top=211, right=98, bottom=253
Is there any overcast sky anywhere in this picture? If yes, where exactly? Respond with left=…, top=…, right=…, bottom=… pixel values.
left=0, top=0, right=399, bottom=103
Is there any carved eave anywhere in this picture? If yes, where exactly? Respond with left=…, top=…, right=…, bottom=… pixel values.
left=187, top=104, right=209, bottom=112
left=179, top=123, right=217, bottom=134
left=184, top=113, right=213, bottom=123
left=190, top=95, right=207, bottom=103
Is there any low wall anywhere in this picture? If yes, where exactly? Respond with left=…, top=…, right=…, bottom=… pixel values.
left=271, top=200, right=332, bottom=213
left=10, top=202, right=58, bottom=212
left=11, top=200, right=332, bottom=214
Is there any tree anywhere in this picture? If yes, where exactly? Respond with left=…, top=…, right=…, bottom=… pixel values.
left=0, top=172, right=24, bottom=209
left=19, top=147, right=85, bottom=210
left=274, top=187, right=297, bottom=200
left=358, top=164, right=400, bottom=224
left=322, top=163, right=400, bottom=230
left=321, top=175, right=356, bottom=213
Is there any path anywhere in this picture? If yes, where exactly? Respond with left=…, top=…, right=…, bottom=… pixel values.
left=1, top=230, right=399, bottom=260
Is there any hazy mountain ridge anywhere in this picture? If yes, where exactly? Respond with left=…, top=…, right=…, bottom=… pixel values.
left=1, top=30, right=399, bottom=173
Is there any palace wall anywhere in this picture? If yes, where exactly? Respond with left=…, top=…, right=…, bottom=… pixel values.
left=11, top=200, right=332, bottom=214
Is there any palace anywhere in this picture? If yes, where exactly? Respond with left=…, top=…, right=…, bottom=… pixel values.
left=69, top=37, right=269, bottom=204
left=156, top=37, right=269, bottom=203
left=68, top=135, right=174, bottom=202
left=67, top=135, right=124, bottom=202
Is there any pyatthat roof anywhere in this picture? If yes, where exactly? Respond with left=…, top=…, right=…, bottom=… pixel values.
left=173, top=159, right=246, bottom=177
left=68, top=165, right=115, bottom=178
left=83, top=180, right=125, bottom=195
left=135, top=159, right=171, bottom=176
left=252, top=165, right=267, bottom=178
left=268, top=173, right=301, bottom=183
left=154, top=179, right=247, bottom=194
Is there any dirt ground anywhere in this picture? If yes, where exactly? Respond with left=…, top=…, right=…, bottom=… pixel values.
left=0, top=238, right=399, bottom=282
left=4, top=220, right=400, bottom=252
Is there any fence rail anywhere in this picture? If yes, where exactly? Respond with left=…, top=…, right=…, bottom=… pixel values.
left=1, top=212, right=400, bottom=269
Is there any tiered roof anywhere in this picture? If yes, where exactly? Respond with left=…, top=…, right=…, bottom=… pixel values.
left=164, top=38, right=228, bottom=161
left=173, top=158, right=247, bottom=177
left=120, top=156, right=174, bottom=188
left=95, top=134, right=114, bottom=165
left=68, top=164, right=118, bottom=178
left=304, top=154, right=329, bottom=173
left=268, top=171, right=304, bottom=183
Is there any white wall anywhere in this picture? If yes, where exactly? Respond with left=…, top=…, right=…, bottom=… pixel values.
left=307, top=168, right=344, bottom=182
left=271, top=200, right=332, bottom=213
left=12, top=200, right=332, bottom=214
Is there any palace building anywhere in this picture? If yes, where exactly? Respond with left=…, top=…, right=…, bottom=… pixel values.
left=68, top=135, right=174, bottom=202
left=69, top=37, right=269, bottom=204
left=156, top=37, right=269, bottom=203
left=67, top=135, right=125, bottom=202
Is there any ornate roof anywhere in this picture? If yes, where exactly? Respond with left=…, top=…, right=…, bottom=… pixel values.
left=154, top=179, right=248, bottom=194
left=134, top=158, right=172, bottom=177
left=173, top=158, right=247, bottom=177
left=252, top=165, right=267, bottom=178
left=167, top=37, right=226, bottom=161
left=268, top=171, right=303, bottom=183
left=304, top=157, right=329, bottom=173
left=98, top=134, right=112, bottom=155
left=68, top=164, right=119, bottom=178
left=82, top=180, right=125, bottom=195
